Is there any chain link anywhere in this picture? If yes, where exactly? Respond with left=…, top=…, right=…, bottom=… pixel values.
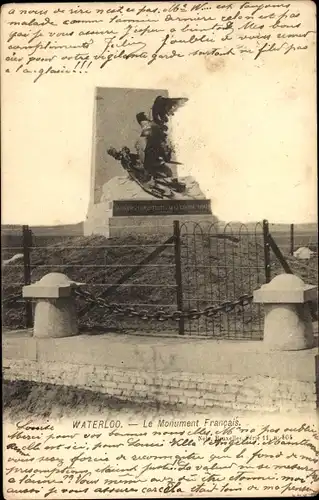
left=75, top=288, right=253, bottom=322
left=3, top=288, right=254, bottom=321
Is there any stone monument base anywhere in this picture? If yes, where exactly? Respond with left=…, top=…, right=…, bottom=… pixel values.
left=84, top=202, right=217, bottom=238
left=84, top=175, right=217, bottom=238
left=84, top=202, right=112, bottom=238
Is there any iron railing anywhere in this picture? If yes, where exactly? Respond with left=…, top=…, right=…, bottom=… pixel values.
left=2, top=220, right=317, bottom=338
left=178, top=221, right=264, bottom=338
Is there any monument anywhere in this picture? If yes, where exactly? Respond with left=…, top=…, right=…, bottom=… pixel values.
left=84, top=87, right=216, bottom=237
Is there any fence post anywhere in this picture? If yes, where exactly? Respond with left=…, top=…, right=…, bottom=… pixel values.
left=290, top=223, right=294, bottom=255
left=268, top=233, right=293, bottom=275
left=262, top=219, right=271, bottom=283
left=22, top=225, right=33, bottom=328
left=173, top=220, right=184, bottom=335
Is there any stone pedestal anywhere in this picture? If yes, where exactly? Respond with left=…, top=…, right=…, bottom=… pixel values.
left=254, top=274, right=317, bottom=351
left=23, top=273, right=83, bottom=338
left=84, top=202, right=112, bottom=238
left=84, top=175, right=216, bottom=237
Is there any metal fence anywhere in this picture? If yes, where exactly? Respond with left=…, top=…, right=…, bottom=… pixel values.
left=2, top=225, right=33, bottom=328
left=2, top=227, right=180, bottom=334
left=267, top=222, right=318, bottom=286
left=178, top=221, right=264, bottom=338
left=288, top=223, right=318, bottom=257
left=2, top=219, right=317, bottom=339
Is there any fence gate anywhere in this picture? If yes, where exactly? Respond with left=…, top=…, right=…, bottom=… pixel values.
left=178, top=221, right=265, bottom=339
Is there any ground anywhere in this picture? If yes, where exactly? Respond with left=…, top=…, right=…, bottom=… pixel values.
left=3, top=380, right=236, bottom=421
left=3, top=380, right=161, bottom=420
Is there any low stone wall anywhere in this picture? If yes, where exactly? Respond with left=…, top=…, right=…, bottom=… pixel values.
left=3, top=332, right=317, bottom=413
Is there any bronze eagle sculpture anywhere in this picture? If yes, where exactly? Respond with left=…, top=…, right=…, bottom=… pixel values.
left=107, top=95, right=188, bottom=198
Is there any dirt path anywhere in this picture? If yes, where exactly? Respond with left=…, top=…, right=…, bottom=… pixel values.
left=3, top=380, right=166, bottom=421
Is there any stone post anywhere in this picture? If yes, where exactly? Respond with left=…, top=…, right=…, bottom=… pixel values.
left=22, top=273, right=83, bottom=338
left=254, top=274, right=317, bottom=351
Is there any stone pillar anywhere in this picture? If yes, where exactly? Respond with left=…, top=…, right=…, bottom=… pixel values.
left=23, top=273, right=83, bottom=338
left=85, top=87, right=169, bottom=237
left=254, top=274, right=317, bottom=351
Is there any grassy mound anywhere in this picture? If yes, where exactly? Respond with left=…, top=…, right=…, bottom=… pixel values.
left=2, top=228, right=317, bottom=336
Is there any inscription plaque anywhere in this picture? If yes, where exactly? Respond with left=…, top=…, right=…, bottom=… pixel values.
left=113, top=199, right=212, bottom=216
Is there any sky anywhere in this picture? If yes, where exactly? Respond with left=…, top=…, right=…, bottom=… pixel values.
left=1, top=3, right=317, bottom=226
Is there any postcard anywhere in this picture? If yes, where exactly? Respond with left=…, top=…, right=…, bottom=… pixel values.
left=1, top=1, right=318, bottom=498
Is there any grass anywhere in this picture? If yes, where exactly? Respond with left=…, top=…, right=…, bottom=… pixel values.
left=2, top=380, right=176, bottom=421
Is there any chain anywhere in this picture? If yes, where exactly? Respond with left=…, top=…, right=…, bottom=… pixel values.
left=75, top=288, right=253, bottom=322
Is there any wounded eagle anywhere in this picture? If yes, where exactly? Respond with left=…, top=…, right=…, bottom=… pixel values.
left=108, top=96, right=188, bottom=183
left=135, top=95, right=188, bottom=172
